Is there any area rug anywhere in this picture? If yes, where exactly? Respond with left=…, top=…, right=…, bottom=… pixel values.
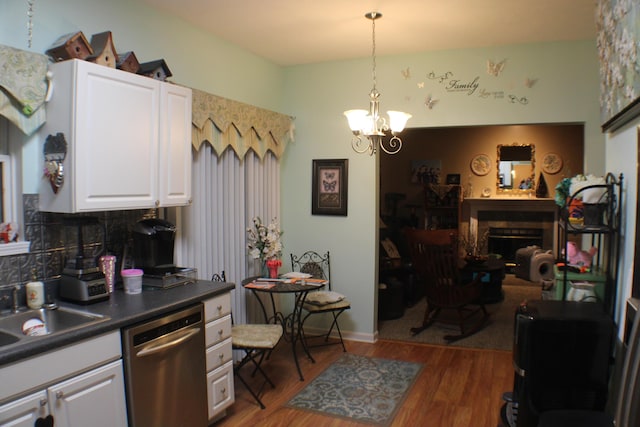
left=377, top=275, right=542, bottom=351
left=286, top=353, right=423, bottom=425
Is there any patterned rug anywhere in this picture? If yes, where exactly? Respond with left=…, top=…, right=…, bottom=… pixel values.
left=286, top=353, right=423, bottom=425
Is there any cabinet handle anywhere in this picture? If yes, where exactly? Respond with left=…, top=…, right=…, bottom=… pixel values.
left=218, top=353, right=224, bottom=361
left=217, top=329, right=223, bottom=337
left=155, top=200, right=160, bottom=207
left=217, top=305, right=223, bottom=312
left=221, top=387, right=226, bottom=395
left=39, top=398, right=47, bottom=407
left=55, top=391, right=64, bottom=399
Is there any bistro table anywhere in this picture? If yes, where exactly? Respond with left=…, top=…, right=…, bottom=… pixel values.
left=243, top=278, right=325, bottom=381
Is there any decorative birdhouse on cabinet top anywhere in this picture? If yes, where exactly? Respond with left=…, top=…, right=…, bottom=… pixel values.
left=116, top=51, right=140, bottom=74
left=45, top=31, right=93, bottom=62
left=138, top=59, right=172, bottom=81
left=86, top=31, right=118, bottom=68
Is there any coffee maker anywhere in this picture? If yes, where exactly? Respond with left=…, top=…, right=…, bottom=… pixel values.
left=132, top=219, right=195, bottom=288
left=60, top=216, right=109, bottom=303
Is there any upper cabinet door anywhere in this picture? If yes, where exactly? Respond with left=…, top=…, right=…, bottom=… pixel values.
left=74, top=60, right=160, bottom=211
left=158, top=83, right=192, bottom=207
left=39, top=60, right=192, bottom=213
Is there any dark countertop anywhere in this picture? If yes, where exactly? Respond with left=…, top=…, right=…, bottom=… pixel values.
left=0, top=280, right=235, bottom=367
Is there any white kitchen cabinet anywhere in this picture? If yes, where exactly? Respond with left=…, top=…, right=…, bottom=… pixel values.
left=38, top=59, right=192, bottom=213
left=48, top=360, right=127, bottom=427
left=0, top=331, right=127, bottom=427
left=0, top=390, right=47, bottom=427
left=159, top=83, right=192, bottom=207
left=203, top=292, right=234, bottom=422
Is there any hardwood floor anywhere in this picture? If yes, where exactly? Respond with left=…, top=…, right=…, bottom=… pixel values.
left=214, top=339, right=513, bottom=426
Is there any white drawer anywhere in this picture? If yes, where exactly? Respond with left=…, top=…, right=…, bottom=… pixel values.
left=204, top=293, right=232, bottom=322
left=206, top=361, right=234, bottom=420
left=205, top=315, right=232, bottom=346
left=206, top=338, right=232, bottom=371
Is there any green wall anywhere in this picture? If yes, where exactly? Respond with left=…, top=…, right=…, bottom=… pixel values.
left=281, top=40, right=603, bottom=340
left=1, top=0, right=607, bottom=340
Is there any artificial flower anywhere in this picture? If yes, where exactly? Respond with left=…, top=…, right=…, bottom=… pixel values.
left=246, top=216, right=283, bottom=263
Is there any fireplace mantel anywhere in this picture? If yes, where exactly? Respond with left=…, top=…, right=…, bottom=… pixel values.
left=465, top=197, right=558, bottom=256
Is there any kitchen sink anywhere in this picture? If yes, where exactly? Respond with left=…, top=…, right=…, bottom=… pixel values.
left=0, top=306, right=109, bottom=338
left=0, top=330, right=20, bottom=346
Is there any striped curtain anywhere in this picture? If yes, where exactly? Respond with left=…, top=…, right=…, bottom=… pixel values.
left=174, top=141, right=280, bottom=325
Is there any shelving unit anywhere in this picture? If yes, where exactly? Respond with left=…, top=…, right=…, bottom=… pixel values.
left=555, top=173, right=623, bottom=316
left=423, top=184, right=462, bottom=230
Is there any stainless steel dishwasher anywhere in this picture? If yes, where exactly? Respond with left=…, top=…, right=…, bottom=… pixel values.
left=123, top=303, right=208, bottom=427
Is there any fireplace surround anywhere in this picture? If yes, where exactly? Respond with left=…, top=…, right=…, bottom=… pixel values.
left=466, top=198, right=557, bottom=265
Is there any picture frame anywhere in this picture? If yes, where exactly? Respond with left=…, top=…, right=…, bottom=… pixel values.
left=446, top=174, right=461, bottom=185
left=410, top=159, right=442, bottom=184
left=312, top=159, right=348, bottom=216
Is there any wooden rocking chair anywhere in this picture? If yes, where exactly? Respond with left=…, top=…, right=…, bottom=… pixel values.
left=403, top=228, right=490, bottom=342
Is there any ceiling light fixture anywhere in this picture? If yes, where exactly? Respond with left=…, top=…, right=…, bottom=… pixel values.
left=344, top=12, right=412, bottom=156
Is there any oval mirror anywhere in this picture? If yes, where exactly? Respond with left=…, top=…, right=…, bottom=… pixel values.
left=496, top=143, right=535, bottom=194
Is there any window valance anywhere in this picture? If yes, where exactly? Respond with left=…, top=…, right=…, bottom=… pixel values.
left=191, top=88, right=294, bottom=160
left=0, top=45, right=49, bottom=136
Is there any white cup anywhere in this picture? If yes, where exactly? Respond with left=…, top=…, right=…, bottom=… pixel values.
left=121, top=269, right=143, bottom=294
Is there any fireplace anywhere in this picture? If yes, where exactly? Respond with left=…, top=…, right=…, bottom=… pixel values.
left=466, top=198, right=558, bottom=266
left=488, top=227, right=544, bottom=266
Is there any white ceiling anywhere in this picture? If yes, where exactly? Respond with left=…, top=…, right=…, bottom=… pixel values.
left=140, top=0, right=597, bottom=66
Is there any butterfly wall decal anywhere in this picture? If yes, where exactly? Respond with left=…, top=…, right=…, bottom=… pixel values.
left=424, top=95, right=438, bottom=110
left=524, top=77, right=538, bottom=88
left=487, top=59, right=507, bottom=77
left=401, top=67, right=411, bottom=79
left=417, top=82, right=425, bottom=89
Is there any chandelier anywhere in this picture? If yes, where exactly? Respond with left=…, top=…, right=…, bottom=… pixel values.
left=344, top=12, right=412, bottom=155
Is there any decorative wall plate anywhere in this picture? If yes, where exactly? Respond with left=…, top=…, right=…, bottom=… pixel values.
left=542, top=152, right=563, bottom=174
left=470, top=154, right=491, bottom=176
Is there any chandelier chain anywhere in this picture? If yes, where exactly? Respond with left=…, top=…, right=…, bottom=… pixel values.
left=371, top=15, right=377, bottom=91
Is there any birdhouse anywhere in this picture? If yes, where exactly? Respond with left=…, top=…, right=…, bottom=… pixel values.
left=87, top=31, right=118, bottom=68
left=45, top=31, right=93, bottom=62
left=138, top=59, right=172, bottom=81
left=116, top=51, right=140, bottom=74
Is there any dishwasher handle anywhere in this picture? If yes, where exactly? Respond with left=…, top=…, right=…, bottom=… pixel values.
left=136, top=327, right=201, bottom=357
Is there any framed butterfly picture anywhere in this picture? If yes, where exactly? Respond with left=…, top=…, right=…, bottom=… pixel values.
left=312, top=159, right=348, bottom=216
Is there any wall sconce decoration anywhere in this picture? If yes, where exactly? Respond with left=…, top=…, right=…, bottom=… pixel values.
left=344, top=12, right=412, bottom=155
left=43, top=132, right=67, bottom=194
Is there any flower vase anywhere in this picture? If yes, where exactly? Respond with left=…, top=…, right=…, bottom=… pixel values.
left=266, top=259, right=282, bottom=279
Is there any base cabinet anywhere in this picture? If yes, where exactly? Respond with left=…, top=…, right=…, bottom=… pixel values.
left=0, top=390, right=47, bottom=427
left=0, top=332, right=127, bottom=427
left=48, top=361, right=127, bottom=427
left=203, top=293, right=234, bottom=421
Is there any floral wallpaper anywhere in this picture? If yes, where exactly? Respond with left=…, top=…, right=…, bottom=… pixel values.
left=596, top=0, right=640, bottom=124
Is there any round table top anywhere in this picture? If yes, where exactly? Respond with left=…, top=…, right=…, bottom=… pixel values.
left=460, top=257, right=505, bottom=272
left=244, top=280, right=324, bottom=293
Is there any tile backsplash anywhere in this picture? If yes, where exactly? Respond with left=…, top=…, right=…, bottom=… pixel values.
left=0, top=194, right=156, bottom=303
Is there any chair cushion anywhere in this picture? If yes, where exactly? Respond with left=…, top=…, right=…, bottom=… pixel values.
left=305, top=290, right=345, bottom=305
left=232, top=324, right=283, bottom=349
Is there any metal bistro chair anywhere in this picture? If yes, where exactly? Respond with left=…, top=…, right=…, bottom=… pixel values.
left=290, top=250, right=350, bottom=352
left=212, top=272, right=283, bottom=409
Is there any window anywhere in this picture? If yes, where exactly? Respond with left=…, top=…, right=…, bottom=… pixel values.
left=0, top=117, right=29, bottom=256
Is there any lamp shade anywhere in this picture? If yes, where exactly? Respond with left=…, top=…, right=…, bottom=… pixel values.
left=387, top=111, right=412, bottom=133
left=344, top=109, right=368, bottom=132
